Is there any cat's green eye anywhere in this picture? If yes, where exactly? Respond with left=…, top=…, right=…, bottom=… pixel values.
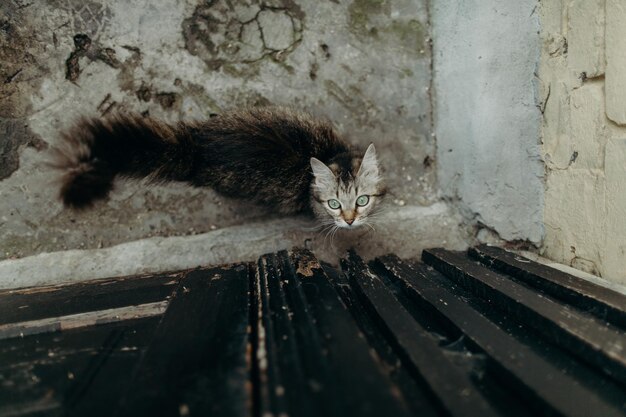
left=327, top=199, right=341, bottom=209
left=356, top=195, right=370, bottom=207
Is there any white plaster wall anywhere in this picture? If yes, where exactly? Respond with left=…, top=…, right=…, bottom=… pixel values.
left=432, top=0, right=544, bottom=244
left=540, top=0, right=626, bottom=283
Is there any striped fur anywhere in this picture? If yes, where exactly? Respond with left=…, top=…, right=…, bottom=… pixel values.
left=51, top=107, right=385, bottom=227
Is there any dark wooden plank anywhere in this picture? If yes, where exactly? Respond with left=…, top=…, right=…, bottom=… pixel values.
left=0, top=301, right=167, bottom=340
left=0, top=271, right=182, bottom=326
left=259, top=253, right=351, bottom=416
left=0, top=325, right=121, bottom=416
left=255, top=250, right=415, bottom=417
left=0, top=398, right=62, bottom=417
left=341, top=251, right=500, bottom=417
left=0, top=353, right=85, bottom=416
left=469, top=245, right=626, bottom=329
left=64, top=318, right=160, bottom=417
left=114, top=264, right=251, bottom=417
left=423, top=248, right=626, bottom=386
left=377, top=255, right=626, bottom=417
left=281, top=249, right=413, bottom=417
left=321, top=262, right=441, bottom=417
left=0, top=318, right=152, bottom=369
left=0, top=317, right=159, bottom=417
left=265, top=251, right=343, bottom=417
left=254, top=253, right=308, bottom=417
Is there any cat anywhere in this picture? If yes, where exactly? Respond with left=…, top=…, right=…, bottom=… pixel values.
left=51, top=106, right=386, bottom=229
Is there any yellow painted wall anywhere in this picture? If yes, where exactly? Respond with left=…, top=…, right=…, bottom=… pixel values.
left=540, top=0, right=626, bottom=283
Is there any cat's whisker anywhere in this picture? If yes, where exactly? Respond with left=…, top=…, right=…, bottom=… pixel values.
left=314, top=221, right=335, bottom=231
left=304, top=220, right=336, bottom=232
left=322, top=224, right=336, bottom=249
left=320, top=227, right=334, bottom=236
left=329, top=225, right=340, bottom=250
left=363, top=212, right=382, bottom=220
left=363, top=216, right=381, bottom=226
left=363, top=222, right=376, bottom=233
left=324, top=228, right=332, bottom=249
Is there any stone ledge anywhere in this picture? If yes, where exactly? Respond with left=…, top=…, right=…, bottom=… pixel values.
left=0, top=202, right=469, bottom=290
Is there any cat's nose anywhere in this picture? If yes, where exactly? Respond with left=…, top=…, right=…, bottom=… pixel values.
left=345, top=218, right=354, bottom=225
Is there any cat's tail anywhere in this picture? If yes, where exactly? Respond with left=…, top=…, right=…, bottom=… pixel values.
left=50, top=114, right=198, bottom=209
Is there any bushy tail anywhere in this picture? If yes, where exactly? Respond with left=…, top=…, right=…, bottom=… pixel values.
left=50, top=114, right=197, bottom=209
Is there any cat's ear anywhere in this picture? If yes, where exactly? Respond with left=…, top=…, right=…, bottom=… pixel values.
left=357, top=143, right=380, bottom=180
left=310, top=157, right=335, bottom=188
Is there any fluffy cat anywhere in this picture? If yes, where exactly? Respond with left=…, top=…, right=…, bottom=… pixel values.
left=51, top=107, right=386, bottom=229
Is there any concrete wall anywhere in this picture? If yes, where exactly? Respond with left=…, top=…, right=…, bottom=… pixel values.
left=0, top=0, right=440, bottom=261
left=431, top=0, right=545, bottom=244
left=539, top=0, right=626, bottom=283
left=11, top=0, right=623, bottom=286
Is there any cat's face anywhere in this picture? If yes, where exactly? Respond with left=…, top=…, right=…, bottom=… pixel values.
left=310, top=144, right=385, bottom=229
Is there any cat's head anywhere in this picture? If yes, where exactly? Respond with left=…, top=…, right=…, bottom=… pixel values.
left=310, top=144, right=386, bottom=229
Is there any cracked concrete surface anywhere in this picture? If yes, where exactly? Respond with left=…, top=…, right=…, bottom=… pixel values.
left=0, top=0, right=468, bottom=286
left=181, top=1, right=304, bottom=69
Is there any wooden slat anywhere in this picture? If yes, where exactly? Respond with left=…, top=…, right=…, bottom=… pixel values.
left=114, top=264, right=251, bottom=417
left=0, top=301, right=167, bottom=340
left=281, top=249, right=413, bottom=416
left=321, top=262, right=441, bottom=417
left=423, top=248, right=626, bottom=386
left=267, top=252, right=337, bottom=416
left=254, top=253, right=309, bottom=417
left=4, top=245, right=625, bottom=417
left=64, top=318, right=159, bottom=417
left=0, top=272, right=182, bottom=326
left=469, top=245, right=626, bottom=328
left=377, top=255, right=626, bottom=417
left=253, top=250, right=415, bottom=417
left=0, top=317, right=159, bottom=417
left=0, top=318, right=151, bottom=370
left=341, top=251, right=500, bottom=417
left=0, top=334, right=105, bottom=417
left=0, top=398, right=62, bottom=417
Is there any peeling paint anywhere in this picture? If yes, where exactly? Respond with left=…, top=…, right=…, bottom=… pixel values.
left=181, top=1, right=303, bottom=71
